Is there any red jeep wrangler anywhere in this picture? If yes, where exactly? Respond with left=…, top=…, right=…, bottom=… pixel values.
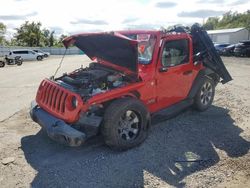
left=30, top=24, right=232, bottom=150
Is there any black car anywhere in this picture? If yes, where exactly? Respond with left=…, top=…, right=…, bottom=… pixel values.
left=234, top=40, right=250, bottom=57
left=214, top=43, right=230, bottom=55
left=221, top=44, right=236, bottom=56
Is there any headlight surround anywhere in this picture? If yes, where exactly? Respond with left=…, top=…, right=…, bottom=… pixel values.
left=72, top=96, right=78, bottom=109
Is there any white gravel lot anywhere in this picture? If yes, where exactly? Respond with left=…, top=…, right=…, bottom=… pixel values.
left=0, top=55, right=249, bottom=187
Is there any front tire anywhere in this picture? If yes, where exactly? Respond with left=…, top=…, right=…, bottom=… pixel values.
left=193, top=77, right=215, bottom=111
left=16, top=60, right=23, bottom=66
left=37, top=56, right=43, bottom=61
left=102, top=98, right=150, bottom=150
left=0, top=61, right=5, bottom=68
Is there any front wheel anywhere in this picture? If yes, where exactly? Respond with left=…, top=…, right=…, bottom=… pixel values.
left=102, top=98, right=150, bottom=150
left=0, top=61, right=5, bottom=68
left=37, top=56, right=43, bottom=61
left=193, top=77, right=215, bottom=111
left=16, top=60, right=22, bottom=66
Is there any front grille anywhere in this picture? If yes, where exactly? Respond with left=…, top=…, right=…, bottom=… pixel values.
left=36, top=79, right=82, bottom=123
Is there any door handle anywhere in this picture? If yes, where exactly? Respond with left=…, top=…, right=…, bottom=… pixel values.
left=159, top=67, right=168, bottom=72
left=183, top=70, right=193, bottom=75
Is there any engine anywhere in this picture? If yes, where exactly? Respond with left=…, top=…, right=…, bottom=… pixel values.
left=56, top=63, right=128, bottom=99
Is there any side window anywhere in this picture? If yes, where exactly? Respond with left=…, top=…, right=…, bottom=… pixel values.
left=161, top=39, right=189, bottom=67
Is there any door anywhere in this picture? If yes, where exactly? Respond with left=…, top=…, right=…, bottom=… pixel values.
left=156, top=38, right=197, bottom=110
left=28, top=50, right=36, bottom=60
left=17, top=51, right=29, bottom=60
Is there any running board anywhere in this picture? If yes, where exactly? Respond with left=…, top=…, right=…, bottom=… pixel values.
left=152, top=99, right=193, bottom=124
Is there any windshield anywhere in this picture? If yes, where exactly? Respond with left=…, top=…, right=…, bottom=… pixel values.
left=125, top=34, right=156, bottom=64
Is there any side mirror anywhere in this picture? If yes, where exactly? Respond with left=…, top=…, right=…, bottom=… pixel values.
left=159, top=67, right=168, bottom=72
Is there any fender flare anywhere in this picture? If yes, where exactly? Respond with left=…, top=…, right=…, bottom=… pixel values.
left=187, top=69, right=205, bottom=99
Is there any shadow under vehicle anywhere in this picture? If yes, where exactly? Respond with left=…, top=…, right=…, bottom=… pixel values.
left=22, top=106, right=250, bottom=187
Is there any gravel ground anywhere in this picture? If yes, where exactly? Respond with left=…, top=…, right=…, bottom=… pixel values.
left=0, top=56, right=250, bottom=187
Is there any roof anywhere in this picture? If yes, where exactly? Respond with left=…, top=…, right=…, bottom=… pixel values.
left=207, top=27, right=246, bottom=35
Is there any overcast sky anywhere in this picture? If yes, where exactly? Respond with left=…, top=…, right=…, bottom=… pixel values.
left=0, top=0, right=250, bottom=38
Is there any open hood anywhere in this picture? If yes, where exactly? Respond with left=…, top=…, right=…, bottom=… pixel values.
left=63, top=32, right=138, bottom=74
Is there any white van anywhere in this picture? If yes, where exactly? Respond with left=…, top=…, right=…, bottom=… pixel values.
left=7, top=49, right=44, bottom=61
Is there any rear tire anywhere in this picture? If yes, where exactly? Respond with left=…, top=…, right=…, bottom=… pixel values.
left=7, top=59, right=14, bottom=64
left=193, top=77, right=215, bottom=111
left=102, top=98, right=150, bottom=150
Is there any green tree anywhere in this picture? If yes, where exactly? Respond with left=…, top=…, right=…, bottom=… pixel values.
left=53, top=34, right=68, bottom=47
left=42, top=28, right=50, bottom=46
left=0, top=22, right=6, bottom=45
left=14, top=21, right=43, bottom=47
left=203, top=10, right=250, bottom=33
left=14, top=21, right=62, bottom=47
left=203, top=17, right=219, bottom=30
left=49, top=31, right=55, bottom=47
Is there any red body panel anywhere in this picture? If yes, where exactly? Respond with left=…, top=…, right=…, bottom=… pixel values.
left=36, top=30, right=204, bottom=123
left=36, top=79, right=83, bottom=123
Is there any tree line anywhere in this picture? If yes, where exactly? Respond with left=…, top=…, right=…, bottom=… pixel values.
left=0, top=21, right=67, bottom=47
left=203, top=10, right=250, bottom=31
left=0, top=10, right=249, bottom=47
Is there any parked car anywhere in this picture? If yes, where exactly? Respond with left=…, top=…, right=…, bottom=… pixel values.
left=221, top=44, right=236, bottom=56
left=214, top=43, right=230, bottom=55
left=234, top=40, right=250, bottom=57
left=33, top=49, right=50, bottom=58
left=30, top=24, right=232, bottom=150
left=7, top=49, right=44, bottom=61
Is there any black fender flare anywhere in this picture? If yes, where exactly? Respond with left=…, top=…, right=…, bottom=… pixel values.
left=187, top=69, right=206, bottom=99
left=188, top=68, right=220, bottom=99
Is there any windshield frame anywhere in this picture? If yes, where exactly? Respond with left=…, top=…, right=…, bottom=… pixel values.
left=124, top=33, right=157, bottom=65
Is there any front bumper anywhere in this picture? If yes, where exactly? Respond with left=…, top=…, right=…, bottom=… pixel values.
left=30, top=102, right=86, bottom=146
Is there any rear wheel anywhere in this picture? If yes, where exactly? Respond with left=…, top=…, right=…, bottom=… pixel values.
left=7, top=59, right=14, bottom=64
left=193, top=77, right=215, bottom=111
left=102, top=98, right=150, bottom=150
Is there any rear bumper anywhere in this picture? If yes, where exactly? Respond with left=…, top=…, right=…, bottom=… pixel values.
left=30, top=101, right=86, bottom=146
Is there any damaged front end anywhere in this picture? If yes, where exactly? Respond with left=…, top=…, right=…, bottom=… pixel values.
left=30, top=32, right=141, bottom=146
left=30, top=102, right=86, bottom=146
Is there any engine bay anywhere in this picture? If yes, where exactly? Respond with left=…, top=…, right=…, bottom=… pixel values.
left=55, top=63, right=135, bottom=99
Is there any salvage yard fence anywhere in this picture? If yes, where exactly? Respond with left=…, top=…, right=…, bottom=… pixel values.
left=0, top=46, right=82, bottom=56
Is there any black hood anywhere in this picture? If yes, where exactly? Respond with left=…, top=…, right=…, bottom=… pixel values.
left=63, top=32, right=138, bottom=74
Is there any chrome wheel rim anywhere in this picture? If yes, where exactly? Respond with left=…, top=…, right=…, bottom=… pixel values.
left=200, top=81, right=213, bottom=106
left=118, top=110, right=140, bottom=141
